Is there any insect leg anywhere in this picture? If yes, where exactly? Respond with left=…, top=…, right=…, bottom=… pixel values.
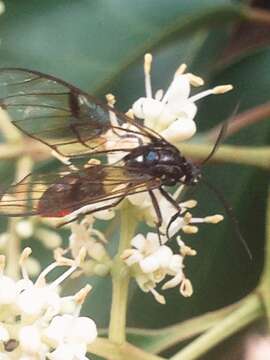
left=158, top=187, right=182, bottom=239
left=159, top=187, right=181, bottom=211
left=148, top=189, right=164, bottom=243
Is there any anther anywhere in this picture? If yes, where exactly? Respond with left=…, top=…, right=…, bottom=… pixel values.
left=19, top=247, right=32, bottom=265
left=182, top=225, right=198, bottom=234
left=175, top=63, right=187, bottom=76
left=180, top=278, right=193, bottom=297
left=74, top=284, right=92, bottom=305
left=212, top=84, right=233, bottom=94
left=144, top=53, right=153, bottom=75
left=186, top=73, right=204, bottom=87
left=204, top=214, right=224, bottom=224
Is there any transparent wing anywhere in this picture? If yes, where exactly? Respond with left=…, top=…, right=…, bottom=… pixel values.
left=0, top=165, right=161, bottom=217
left=0, top=68, right=160, bottom=158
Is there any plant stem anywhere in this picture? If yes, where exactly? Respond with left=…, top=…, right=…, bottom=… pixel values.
left=109, top=203, right=137, bottom=345
left=257, top=185, right=270, bottom=322
left=88, top=338, right=164, bottom=360
left=206, top=102, right=270, bottom=142
left=125, top=302, right=239, bottom=354
left=178, top=143, right=270, bottom=170
left=170, top=293, right=263, bottom=360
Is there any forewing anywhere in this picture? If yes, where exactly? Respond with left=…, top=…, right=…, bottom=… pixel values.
left=0, top=165, right=161, bottom=217
left=0, top=68, right=158, bottom=158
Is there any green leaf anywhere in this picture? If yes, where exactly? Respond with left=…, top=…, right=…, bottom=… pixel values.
left=0, top=0, right=243, bottom=94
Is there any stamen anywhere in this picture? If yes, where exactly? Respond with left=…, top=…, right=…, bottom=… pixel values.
left=183, top=212, right=192, bottom=224
left=180, top=278, right=193, bottom=297
left=36, top=262, right=58, bottom=284
left=189, top=84, right=233, bottom=102
left=212, top=85, right=233, bottom=94
left=74, top=284, right=92, bottom=305
left=50, top=264, right=77, bottom=289
left=186, top=73, right=204, bottom=87
left=182, top=225, right=198, bottom=234
left=54, top=248, right=74, bottom=266
left=175, top=63, right=187, bottom=76
left=180, top=199, right=197, bottom=209
left=191, top=214, right=224, bottom=224
left=180, top=245, right=197, bottom=257
left=204, top=214, right=224, bottom=224
left=173, top=184, right=184, bottom=200
left=19, top=247, right=32, bottom=280
left=150, top=288, right=166, bottom=304
left=144, top=53, right=153, bottom=98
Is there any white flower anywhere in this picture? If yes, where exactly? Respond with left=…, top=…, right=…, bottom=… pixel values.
left=45, top=315, right=97, bottom=360
left=45, top=314, right=97, bottom=345
left=122, top=232, right=190, bottom=303
left=16, top=285, right=61, bottom=318
left=0, top=250, right=96, bottom=359
left=48, top=343, right=88, bottom=360
left=69, top=216, right=111, bottom=263
left=19, top=325, right=42, bottom=354
left=0, top=274, right=17, bottom=305
left=132, top=54, right=233, bottom=145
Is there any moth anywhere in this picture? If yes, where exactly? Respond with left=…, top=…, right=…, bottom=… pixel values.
left=0, top=68, right=209, bottom=233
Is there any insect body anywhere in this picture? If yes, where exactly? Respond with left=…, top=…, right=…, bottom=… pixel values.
left=0, top=68, right=201, bottom=229
left=123, top=143, right=201, bottom=186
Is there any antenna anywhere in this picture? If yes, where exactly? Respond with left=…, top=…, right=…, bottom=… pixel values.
left=200, top=177, right=252, bottom=260
left=201, top=103, right=240, bottom=166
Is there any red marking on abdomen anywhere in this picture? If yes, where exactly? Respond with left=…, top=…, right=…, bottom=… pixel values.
left=37, top=201, right=71, bottom=218
left=44, top=208, right=71, bottom=217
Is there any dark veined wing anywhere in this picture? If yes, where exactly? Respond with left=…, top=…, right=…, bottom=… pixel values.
left=0, top=164, right=161, bottom=218
left=0, top=68, right=160, bottom=158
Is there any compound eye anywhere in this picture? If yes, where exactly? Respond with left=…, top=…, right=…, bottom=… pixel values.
left=146, top=150, right=158, bottom=162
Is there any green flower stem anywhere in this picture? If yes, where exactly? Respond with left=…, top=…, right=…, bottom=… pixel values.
left=178, top=143, right=270, bottom=170
left=108, top=203, right=137, bottom=345
left=170, top=185, right=270, bottom=360
left=125, top=302, right=239, bottom=354
left=88, top=338, right=164, bottom=360
left=170, top=293, right=264, bottom=360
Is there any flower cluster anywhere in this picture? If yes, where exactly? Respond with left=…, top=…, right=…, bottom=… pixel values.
left=121, top=201, right=223, bottom=303
left=68, top=214, right=113, bottom=277
left=109, top=54, right=228, bottom=302
left=0, top=248, right=97, bottom=359
left=132, top=54, right=232, bottom=145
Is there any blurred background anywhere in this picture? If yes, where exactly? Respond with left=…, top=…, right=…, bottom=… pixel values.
left=0, top=1, right=269, bottom=359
